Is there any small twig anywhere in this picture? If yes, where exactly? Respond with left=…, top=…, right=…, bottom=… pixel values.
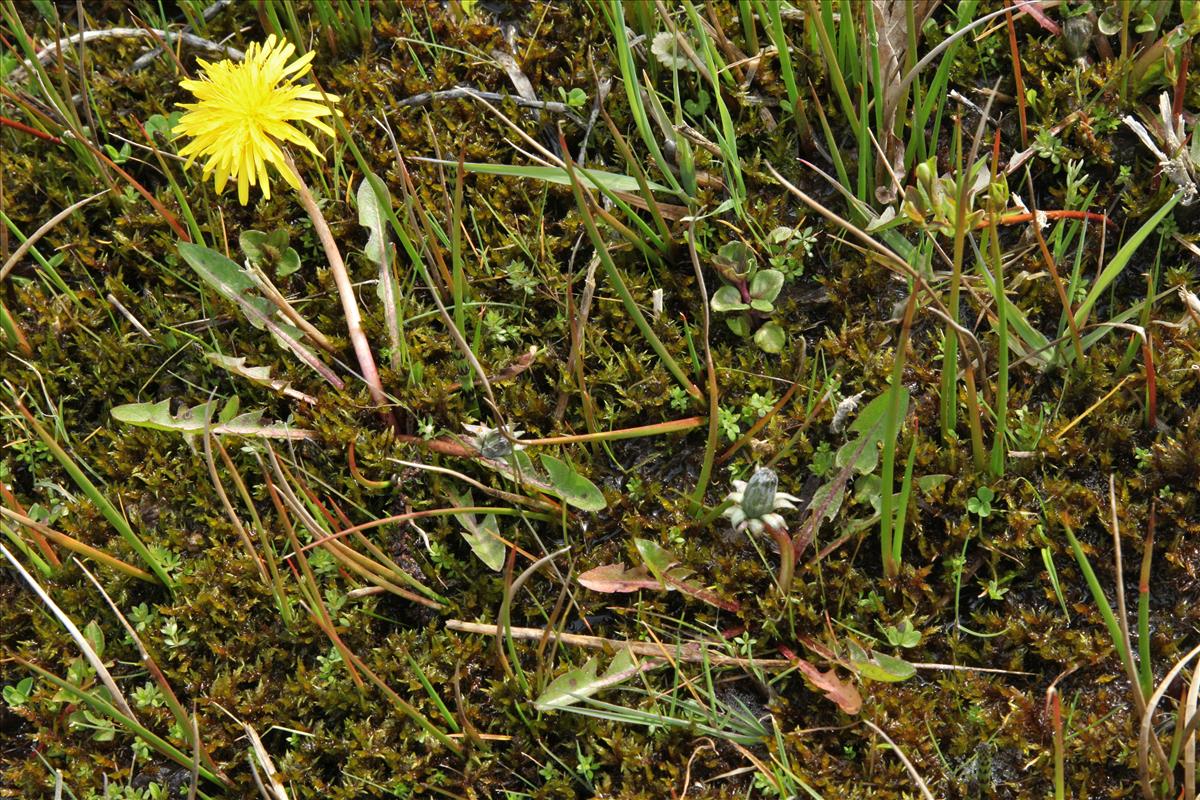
left=907, top=661, right=1034, bottom=676
left=105, top=294, right=153, bottom=339
left=1027, top=201, right=1086, bottom=363
left=0, top=190, right=108, bottom=282
left=1004, top=5, right=1029, bottom=149
left=131, top=0, right=233, bottom=71
left=862, top=719, right=935, bottom=800
left=446, top=620, right=794, bottom=669
left=0, top=114, right=62, bottom=144
left=8, top=27, right=243, bottom=83
left=1052, top=375, right=1134, bottom=440
left=390, top=458, right=560, bottom=517
left=518, top=416, right=705, bottom=446
left=986, top=209, right=1114, bottom=229
left=397, top=86, right=585, bottom=123
left=243, top=262, right=336, bottom=354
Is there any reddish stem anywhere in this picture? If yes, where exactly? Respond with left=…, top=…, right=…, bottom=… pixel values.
left=1004, top=5, right=1028, bottom=149
left=0, top=114, right=62, bottom=144
left=986, top=209, right=1115, bottom=229
left=767, top=524, right=795, bottom=596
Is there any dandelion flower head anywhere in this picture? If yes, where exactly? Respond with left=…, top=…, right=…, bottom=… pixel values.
left=175, top=35, right=339, bottom=205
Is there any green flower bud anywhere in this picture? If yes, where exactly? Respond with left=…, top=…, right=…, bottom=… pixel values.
left=1062, top=15, right=1093, bottom=60
left=988, top=175, right=1009, bottom=212
left=478, top=429, right=514, bottom=460
left=740, top=468, right=779, bottom=520
left=915, top=158, right=936, bottom=195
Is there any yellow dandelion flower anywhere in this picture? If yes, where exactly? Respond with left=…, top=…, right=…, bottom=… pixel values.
left=175, top=35, right=339, bottom=205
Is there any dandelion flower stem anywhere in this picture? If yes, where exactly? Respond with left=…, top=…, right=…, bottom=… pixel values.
left=767, top=524, right=794, bottom=596
left=285, top=152, right=392, bottom=421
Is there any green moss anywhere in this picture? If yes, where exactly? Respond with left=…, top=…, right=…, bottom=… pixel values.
left=3, top=1, right=1200, bottom=798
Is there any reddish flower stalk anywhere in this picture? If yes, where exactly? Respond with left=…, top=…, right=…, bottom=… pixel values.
left=984, top=209, right=1115, bottom=229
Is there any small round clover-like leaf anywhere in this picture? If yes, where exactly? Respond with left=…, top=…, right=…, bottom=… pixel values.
left=1097, top=6, right=1121, bottom=35
left=711, top=284, right=749, bottom=313
left=767, top=225, right=794, bottom=245
left=714, top=241, right=756, bottom=277
left=754, top=320, right=786, bottom=353
left=749, top=268, right=784, bottom=303
left=240, top=229, right=301, bottom=277
left=749, top=298, right=774, bottom=313
left=277, top=248, right=301, bottom=277
left=726, top=315, right=750, bottom=337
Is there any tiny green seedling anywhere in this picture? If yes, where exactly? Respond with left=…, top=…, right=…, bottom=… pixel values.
left=979, top=573, right=1013, bottom=601
left=2, top=677, right=33, bottom=708
left=102, top=141, right=132, bottom=164
left=683, top=88, right=710, bottom=117
left=709, top=241, right=788, bottom=353
left=879, top=619, right=922, bottom=649
left=132, top=681, right=166, bottom=710
left=68, top=707, right=116, bottom=742
left=574, top=744, right=599, bottom=782
left=160, top=618, right=190, bottom=649
left=765, top=224, right=817, bottom=279
left=558, top=87, right=588, bottom=109
left=240, top=228, right=301, bottom=277
left=143, top=111, right=183, bottom=140
left=967, top=486, right=994, bottom=518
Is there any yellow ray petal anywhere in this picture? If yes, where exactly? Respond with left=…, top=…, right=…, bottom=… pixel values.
left=173, top=37, right=339, bottom=205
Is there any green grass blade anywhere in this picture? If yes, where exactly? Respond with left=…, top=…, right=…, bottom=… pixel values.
left=413, top=159, right=669, bottom=194
left=807, top=0, right=860, bottom=142
left=1061, top=520, right=1134, bottom=675
left=14, top=658, right=226, bottom=787
left=561, top=152, right=702, bottom=402
left=879, top=292, right=915, bottom=578
left=603, top=0, right=686, bottom=197
left=891, top=431, right=918, bottom=570
left=8, top=393, right=175, bottom=590
left=1072, top=194, right=1179, bottom=332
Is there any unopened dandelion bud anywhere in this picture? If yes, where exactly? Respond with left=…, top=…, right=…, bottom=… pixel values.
left=740, top=468, right=779, bottom=520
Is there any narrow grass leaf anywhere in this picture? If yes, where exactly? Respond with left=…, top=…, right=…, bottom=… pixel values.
left=10, top=396, right=175, bottom=589
left=414, top=159, right=668, bottom=194
left=1073, top=194, right=1179, bottom=331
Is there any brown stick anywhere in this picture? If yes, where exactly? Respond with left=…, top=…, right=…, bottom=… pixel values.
left=445, top=620, right=793, bottom=669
